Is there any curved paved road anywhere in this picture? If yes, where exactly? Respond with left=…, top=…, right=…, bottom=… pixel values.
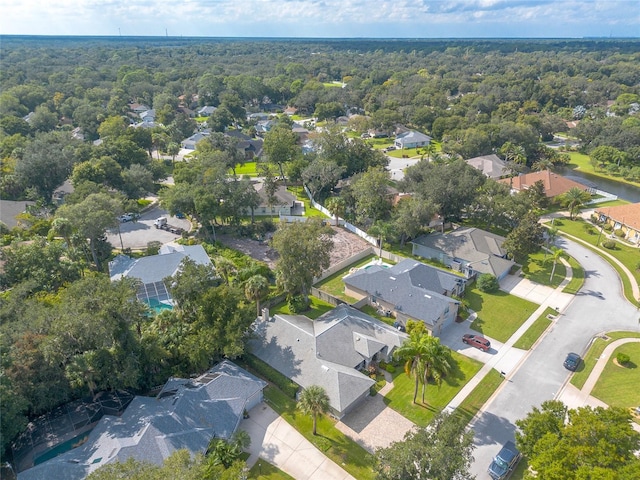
left=469, top=236, right=640, bottom=478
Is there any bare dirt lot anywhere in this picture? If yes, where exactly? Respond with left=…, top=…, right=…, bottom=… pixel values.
left=217, top=226, right=373, bottom=270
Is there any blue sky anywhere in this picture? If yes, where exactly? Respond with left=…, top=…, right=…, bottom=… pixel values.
left=1, top=0, right=638, bottom=38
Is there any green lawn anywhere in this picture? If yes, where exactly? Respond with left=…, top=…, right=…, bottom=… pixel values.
left=563, top=254, right=585, bottom=295
left=232, top=161, right=259, bottom=176
left=270, top=296, right=335, bottom=319
left=521, top=251, right=567, bottom=287
left=315, top=254, right=377, bottom=299
left=512, top=308, right=555, bottom=350
left=550, top=216, right=640, bottom=304
left=286, top=186, right=328, bottom=218
left=359, top=304, right=395, bottom=327
left=467, top=287, right=539, bottom=342
left=455, top=369, right=504, bottom=423
left=264, top=386, right=377, bottom=480
left=567, top=152, right=640, bottom=188
left=571, top=332, right=640, bottom=390
left=248, top=460, right=295, bottom=480
left=384, top=352, right=483, bottom=427
left=591, top=343, right=640, bottom=409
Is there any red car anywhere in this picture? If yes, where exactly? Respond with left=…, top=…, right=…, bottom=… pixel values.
left=462, top=334, right=491, bottom=352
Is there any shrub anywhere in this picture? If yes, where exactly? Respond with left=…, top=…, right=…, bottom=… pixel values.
left=385, top=364, right=396, bottom=374
left=602, top=239, right=616, bottom=249
left=614, top=229, right=625, bottom=238
left=242, top=354, right=299, bottom=398
left=603, top=223, right=613, bottom=232
left=477, top=273, right=500, bottom=293
left=617, top=352, right=630, bottom=365
left=583, top=224, right=596, bottom=235
left=288, top=294, right=310, bottom=313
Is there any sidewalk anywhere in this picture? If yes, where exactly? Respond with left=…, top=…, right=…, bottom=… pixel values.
left=240, top=403, right=356, bottom=480
left=446, top=259, right=575, bottom=411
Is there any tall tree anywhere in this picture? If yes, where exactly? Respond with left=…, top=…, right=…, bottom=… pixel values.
left=263, top=125, right=299, bottom=182
left=549, top=246, right=565, bottom=282
left=350, top=167, right=392, bottom=226
left=516, top=401, right=640, bottom=479
left=560, top=187, right=591, bottom=220
left=244, top=274, right=270, bottom=318
left=271, top=219, right=333, bottom=302
left=325, top=196, right=346, bottom=226
left=56, top=193, right=121, bottom=270
left=376, top=411, right=475, bottom=480
left=502, top=212, right=544, bottom=262
left=298, top=385, right=330, bottom=436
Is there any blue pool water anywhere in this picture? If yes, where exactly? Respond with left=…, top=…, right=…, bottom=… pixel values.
left=33, top=432, right=91, bottom=465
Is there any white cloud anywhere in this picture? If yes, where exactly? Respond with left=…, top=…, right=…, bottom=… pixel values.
left=0, top=0, right=637, bottom=37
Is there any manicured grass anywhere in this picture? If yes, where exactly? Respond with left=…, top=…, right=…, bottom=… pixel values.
left=286, top=186, right=328, bottom=218
left=567, top=152, right=640, bottom=188
left=467, top=287, right=539, bottom=342
left=315, top=254, right=377, bottom=299
left=510, top=457, right=529, bottom=480
left=264, top=386, right=377, bottom=480
left=563, top=254, right=585, bottom=295
left=247, top=460, right=295, bottom=480
left=521, top=251, right=567, bottom=287
left=232, top=161, right=259, bottom=176
left=591, top=343, right=640, bottom=409
left=550, top=216, right=640, bottom=304
left=512, top=308, right=555, bottom=350
left=384, top=351, right=483, bottom=427
left=270, top=296, right=335, bottom=319
left=593, top=199, right=631, bottom=208
left=455, top=369, right=504, bottom=423
left=571, top=331, right=640, bottom=390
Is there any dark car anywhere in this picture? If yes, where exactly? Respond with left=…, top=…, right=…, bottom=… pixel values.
left=462, top=334, right=491, bottom=352
left=488, top=441, right=521, bottom=480
left=564, top=352, right=581, bottom=371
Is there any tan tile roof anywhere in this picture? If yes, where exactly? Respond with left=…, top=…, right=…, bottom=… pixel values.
left=595, top=202, right=640, bottom=231
left=498, top=170, right=589, bottom=198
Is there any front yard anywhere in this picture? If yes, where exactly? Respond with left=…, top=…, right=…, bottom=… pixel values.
left=467, top=287, right=539, bottom=342
left=591, top=342, right=640, bottom=410
left=384, top=351, right=483, bottom=427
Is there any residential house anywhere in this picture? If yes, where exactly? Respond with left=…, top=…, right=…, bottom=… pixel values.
left=248, top=184, right=304, bottom=217
left=129, top=103, right=150, bottom=114
left=255, top=119, right=277, bottom=136
left=0, top=200, right=36, bottom=229
left=595, top=202, right=640, bottom=244
left=283, top=106, right=298, bottom=116
left=394, top=130, right=432, bottom=150
left=498, top=170, right=593, bottom=198
left=108, top=243, right=213, bottom=309
left=225, top=130, right=264, bottom=160
left=343, top=259, right=465, bottom=336
left=247, top=112, right=270, bottom=122
left=180, top=131, right=210, bottom=150
left=197, top=105, right=217, bottom=117
left=465, top=154, right=508, bottom=179
left=139, top=109, right=155, bottom=122
left=250, top=304, right=407, bottom=418
left=412, top=227, right=515, bottom=281
left=18, top=361, right=266, bottom=480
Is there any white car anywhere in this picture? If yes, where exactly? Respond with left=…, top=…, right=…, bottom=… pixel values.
left=118, top=213, right=134, bottom=223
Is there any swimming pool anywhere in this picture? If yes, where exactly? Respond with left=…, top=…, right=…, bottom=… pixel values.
left=33, top=432, right=91, bottom=465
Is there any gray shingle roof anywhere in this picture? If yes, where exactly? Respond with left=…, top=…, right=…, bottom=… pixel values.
left=343, top=259, right=462, bottom=326
left=18, top=361, right=265, bottom=480
left=412, top=227, right=514, bottom=278
left=250, top=305, right=406, bottom=415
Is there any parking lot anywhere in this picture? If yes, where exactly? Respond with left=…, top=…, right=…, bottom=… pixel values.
left=106, top=206, right=191, bottom=250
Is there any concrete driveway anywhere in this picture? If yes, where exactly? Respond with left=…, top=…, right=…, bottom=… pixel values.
left=106, top=205, right=191, bottom=250
left=241, top=403, right=356, bottom=480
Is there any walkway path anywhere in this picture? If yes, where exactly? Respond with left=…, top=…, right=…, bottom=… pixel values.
left=540, top=212, right=640, bottom=302
left=241, top=403, right=356, bottom=480
left=557, top=338, right=640, bottom=411
left=446, top=258, right=575, bottom=411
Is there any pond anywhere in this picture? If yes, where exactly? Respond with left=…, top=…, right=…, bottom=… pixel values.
left=558, top=168, right=640, bottom=203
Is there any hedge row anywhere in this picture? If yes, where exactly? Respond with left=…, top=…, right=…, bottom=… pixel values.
left=242, top=353, right=300, bottom=399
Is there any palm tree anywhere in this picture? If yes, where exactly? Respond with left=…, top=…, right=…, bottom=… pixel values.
left=549, top=246, right=565, bottom=283
left=420, top=338, right=453, bottom=403
left=368, top=221, right=394, bottom=258
left=214, top=256, right=237, bottom=285
left=244, top=274, right=270, bottom=318
left=561, top=187, right=591, bottom=220
left=206, top=430, right=251, bottom=468
left=298, top=385, right=330, bottom=435
left=325, top=196, right=346, bottom=226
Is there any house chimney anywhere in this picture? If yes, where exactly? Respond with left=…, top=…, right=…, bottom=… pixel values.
left=262, top=307, right=270, bottom=321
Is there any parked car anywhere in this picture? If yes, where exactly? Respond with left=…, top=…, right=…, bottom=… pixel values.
left=118, top=213, right=133, bottom=223
left=488, top=441, right=521, bottom=480
left=462, top=334, right=491, bottom=352
left=564, top=352, right=581, bottom=371
left=383, top=146, right=396, bottom=152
